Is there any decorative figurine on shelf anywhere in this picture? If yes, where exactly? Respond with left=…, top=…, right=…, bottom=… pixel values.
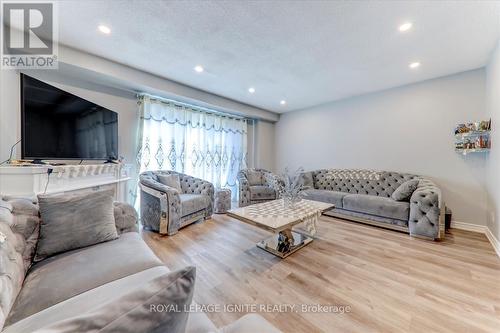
left=455, top=119, right=491, bottom=135
left=479, top=119, right=492, bottom=131
left=464, top=139, right=473, bottom=149
left=455, top=123, right=469, bottom=134
left=479, top=136, right=491, bottom=149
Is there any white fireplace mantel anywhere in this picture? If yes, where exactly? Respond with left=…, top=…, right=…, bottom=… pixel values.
left=0, top=163, right=131, bottom=201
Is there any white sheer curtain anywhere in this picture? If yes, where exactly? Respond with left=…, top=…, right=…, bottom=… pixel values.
left=135, top=95, right=247, bottom=201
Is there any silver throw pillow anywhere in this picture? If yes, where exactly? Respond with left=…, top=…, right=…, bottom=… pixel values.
left=35, top=189, right=118, bottom=261
left=391, top=179, right=420, bottom=201
left=299, top=172, right=314, bottom=188
left=247, top=170, right=264, bottom=186
left=32, top=267, right=196, bottom=333
left=157, top=174, right=182, bottom=192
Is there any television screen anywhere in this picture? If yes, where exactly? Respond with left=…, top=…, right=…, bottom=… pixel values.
left=21, top=74, right=118, bottom=160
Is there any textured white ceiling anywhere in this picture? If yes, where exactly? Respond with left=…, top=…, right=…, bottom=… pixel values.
left=56, top=0, right=500, bottom=113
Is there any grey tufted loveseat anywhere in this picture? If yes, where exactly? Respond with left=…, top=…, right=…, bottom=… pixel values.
left=237, top=168, right=278, bottom=207
left=300, top=169, right=445, bottom=240
left=139, top=170, right=214, bottom=235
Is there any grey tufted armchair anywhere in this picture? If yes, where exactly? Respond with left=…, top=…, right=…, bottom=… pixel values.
left=237, top=168, right=278, bottom=207
left=139, top=170, right=214, bottom=235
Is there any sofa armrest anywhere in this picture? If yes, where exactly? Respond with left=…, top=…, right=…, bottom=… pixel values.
left=219, top=314, right=282, bottom=333
left=0, top=197, right=40, bottom=331
left=197, top=179, right=214, bottom=217
left=113, top=202, right=138, bottom=234
left=263, top=172, right=282, bottom=197
left=263, top=172, right=276, bottom=187
left=139, top=182, right=181, bottom=235
left=237, top=171, right=251, bottom=207
left=409, top=178, right=444, bottom=240
left=139, top=175, right=179, bottom=195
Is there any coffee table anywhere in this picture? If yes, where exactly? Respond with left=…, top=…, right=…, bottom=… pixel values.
left=227, top=199, right=334, bottom=258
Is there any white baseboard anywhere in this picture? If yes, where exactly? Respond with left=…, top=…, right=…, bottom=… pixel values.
left=450, top=220, right=487, bottom=233
left=451, top=220, right=500, bottom=258
left=485, top=227, right=500, bottom=258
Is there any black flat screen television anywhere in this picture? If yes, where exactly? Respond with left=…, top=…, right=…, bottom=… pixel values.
left=21, top=74, right=118, bottom=160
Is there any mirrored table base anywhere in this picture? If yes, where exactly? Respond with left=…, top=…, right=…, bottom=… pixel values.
left=256, top=229, right=313, bottom=258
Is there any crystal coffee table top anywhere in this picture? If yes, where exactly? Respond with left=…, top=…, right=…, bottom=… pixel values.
left=227, top=199, right=334, bottom=232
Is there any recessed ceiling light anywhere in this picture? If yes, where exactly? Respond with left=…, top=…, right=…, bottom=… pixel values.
left=248, top=87, right=255, bottom=94
left=409, top=62, right=421, bottom=69
left=194, top=65, right=204, bottom=73
left=98, top=25, right=111, bottom=34
left=280, top=100, right=286, bottom=105
left=399, top=22, right=413, bottom=32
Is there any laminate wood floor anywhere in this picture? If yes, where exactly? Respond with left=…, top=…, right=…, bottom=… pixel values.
left=142, top=215, right=500, bottom=333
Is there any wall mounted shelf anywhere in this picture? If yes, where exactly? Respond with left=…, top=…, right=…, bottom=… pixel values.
left=455, top=148, right=490, bottom=155
left=454, top=130, right=491, bottom=139
left=454, top=120, right=491, bottom=154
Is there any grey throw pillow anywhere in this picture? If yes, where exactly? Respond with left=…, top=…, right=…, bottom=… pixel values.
left=299, top=172, right=314, bottom=188
left=35, top=189, right=118, bottom=261
left=157, top=174, right=182, bottom=192
left=33, top=266, right=196, bottom=333
left=247, top=170, right=264, bottom=185
left=392, top=179, right=420, bottom=201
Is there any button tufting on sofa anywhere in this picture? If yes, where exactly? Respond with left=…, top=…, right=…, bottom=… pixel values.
left=306, top=169, right=443, bottom=240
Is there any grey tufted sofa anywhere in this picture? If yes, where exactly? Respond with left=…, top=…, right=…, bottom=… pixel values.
left=139, top=170, right=214, bottom=235
left=0, top=196, right=280, bottom=333
left=0, top=197, right=138, bottom=331
left=237, top=168, right=278, bottom=207
left=300, top=169, right=445, bottom=240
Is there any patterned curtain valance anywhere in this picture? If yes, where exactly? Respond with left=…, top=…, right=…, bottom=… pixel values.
left=133, top=94, right=248, bottom=204
left=137, top=94, right=247, bottom=134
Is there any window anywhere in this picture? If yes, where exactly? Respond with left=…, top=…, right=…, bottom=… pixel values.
left=136, top=95, right=247, bottom=201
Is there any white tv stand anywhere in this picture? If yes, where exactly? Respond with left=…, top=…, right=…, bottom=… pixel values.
left=0, top=163, right=131, bottom=202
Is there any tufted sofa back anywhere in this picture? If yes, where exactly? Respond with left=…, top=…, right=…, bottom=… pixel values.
left=140, top=170, right=213, bottom=195
left=311, top=169, right=420, bottom=198
left=238, top=168, right=272, bottom=186
left=0, top=197, right=40, bottom=331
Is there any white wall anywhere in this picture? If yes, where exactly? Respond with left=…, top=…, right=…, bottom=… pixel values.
left=276, top=69, right=488, bottom=226
left=0, top=71, right=139, bottom=172
left=246, top=120, right=277, bottom=171
left=253, top=120, right=276, bottom=172
left=0, top=46, right=277, bottom=172
left=0, top=70, right=20, bottom=162
left=486, top=40, right=500, bottom=241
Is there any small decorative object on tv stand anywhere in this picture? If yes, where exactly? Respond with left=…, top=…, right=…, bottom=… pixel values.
left=454, top=119, right=491, bottom=155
